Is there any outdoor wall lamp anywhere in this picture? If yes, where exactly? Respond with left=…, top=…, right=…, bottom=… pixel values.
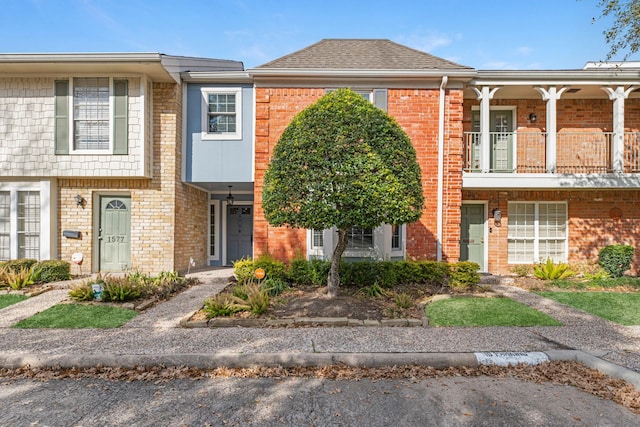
left=226, top=186, right=234, bottom=206
left=74, top=194, right=85, bottom=207
left=528, top=113, right=537, bottom=123
left=492, top=208, right=502, bottom=227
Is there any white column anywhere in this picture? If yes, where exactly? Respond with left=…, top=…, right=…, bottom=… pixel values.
left=535, top=87, right=566, bottom=173
left=472, top=86, right=501, bottom=173
left=602, top=86, right=635, bottom=173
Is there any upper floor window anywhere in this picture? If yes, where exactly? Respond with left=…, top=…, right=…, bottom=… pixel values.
left=201, top=88, right=242, bottom=140
left=74, top=78, right=110, bottom=150
left=54, top=78, right=128, bottom=155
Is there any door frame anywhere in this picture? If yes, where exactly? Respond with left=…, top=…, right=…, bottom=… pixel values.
left=93, top=192, right=131, bottom=272
left=460, top=201, right=488, bottom=272
left=471, top=106, right=517, bottom=172
left=222, top=200, right=253, bottom=266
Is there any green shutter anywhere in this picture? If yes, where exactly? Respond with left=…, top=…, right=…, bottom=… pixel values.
left=54, top=80, right=69, bottom=155
left=113, top=80, right=128, bottom=155
left=373, top=89, right=388, bottom=112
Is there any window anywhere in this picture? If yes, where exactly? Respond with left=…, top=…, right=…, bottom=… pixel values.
left=508, top=202, right=566, bottom=264
left=210, top=203, right=216, bottom=258
left=0, top=192, right=9, bottom=261
left=54, top=78, right=128, bottom=154
left=391, top=225, right=402, bottom=251
left=311, top=229, right=324, bottom=248
left=17, top=192, right=40, bottom=259
left=74, top=78, right=109, bottom=150
left=201, top=88, right=242, bottom=140
left=347, top=226, right=374, bottom=250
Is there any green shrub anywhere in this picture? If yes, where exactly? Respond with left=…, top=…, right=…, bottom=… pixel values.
left=68, top=283, right=94, bottom=301
left=260, top=277, right=290, bottom=297
left=416, top=261, right=449, bottom=284
left=102, top=277, right=141, bottom=302
left=534, top=259, right=575, bottom=281
left=34, top=260, right=71, bottom=283
left=232, top=257, right=255, bottom=284
left=361, top=282, right=386, bottom=298
left=244, top=284, right=270, bottom=314
left=288, top=257, right=330, bottom=286
left=4, top=266, right=37, bottom=290
left=233, top=255, right=287, bottom=285
left=203, top=293, right=249, bottom=318
left=448, top=261, right=481, bottom=292
left=598, top=244, right=635, bottom=278
left=1, top=259, right=37, bottom=274
left=394, top=261, right=422, bottom=284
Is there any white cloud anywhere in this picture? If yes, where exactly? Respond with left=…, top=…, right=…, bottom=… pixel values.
left=516, top=46, right=533, bottom=56
left=396, top=31, right=456, bottom=53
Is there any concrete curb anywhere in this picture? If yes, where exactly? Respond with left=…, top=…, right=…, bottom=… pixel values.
left=1, top=350, right=639, bottom=388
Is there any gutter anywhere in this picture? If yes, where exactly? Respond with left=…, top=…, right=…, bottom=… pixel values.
left=437, top=76, right=448, bottom=261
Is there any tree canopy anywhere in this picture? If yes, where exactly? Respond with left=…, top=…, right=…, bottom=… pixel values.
left=262, top=88, right=424, bottom=296
left=597, top=0, right=640, bottom=59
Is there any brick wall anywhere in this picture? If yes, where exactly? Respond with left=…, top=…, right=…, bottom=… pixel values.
left=254, top=86, right=465, bottom=263
left=58, top=82, right=208, bottom=275
left=463, top=189, right=640, bottom=274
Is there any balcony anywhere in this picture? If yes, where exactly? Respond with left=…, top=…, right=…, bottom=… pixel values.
left=462, top=131, right=640, bottom=189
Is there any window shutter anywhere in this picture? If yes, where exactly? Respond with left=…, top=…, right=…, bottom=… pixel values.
left=374, top=89, right=388, bottom=112
left=54, top=80, right=69, bottom=155
left=113, top=80, right=128, bottom=155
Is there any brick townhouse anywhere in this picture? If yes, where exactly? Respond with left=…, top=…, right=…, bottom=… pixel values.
left=3, top=40, right=640, bottom=275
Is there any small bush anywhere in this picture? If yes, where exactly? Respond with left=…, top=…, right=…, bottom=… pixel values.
left=35, top=260, right=71, bottom=283
left=102, top=277, right=141, bottom=302
left=203, top=293, right=249, bottom=318
left=598, top=244, right=635, bottom=278
left=534, top=259, right=575, bottom=281
left=233, top=255, right=287, bottom=285
left=394, top=292, right=413, bottom=309
left=68, top=283, right=95, bottom=301
left=361, top=283, right=386, bottom=298
left=1, top=259, right=37, bottom=274
left=288, top=258, right=330, bottom=286
left=244, top=284, right=270, bottom=314
left=448, top=261, right=481, bottom=291
left=416, top=261, right=449, bottom=284
left=510, top=264, right=533, bottom=277
left=260, top=277, right=290, bottom=297
left=4, top=266, right=37, bottom=290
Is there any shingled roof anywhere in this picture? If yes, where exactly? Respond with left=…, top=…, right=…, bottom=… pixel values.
left=256, top=39, right=473, bottom=70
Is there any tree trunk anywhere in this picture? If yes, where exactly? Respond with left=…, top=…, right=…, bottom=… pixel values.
left=327, top=228, right=348, bottom=298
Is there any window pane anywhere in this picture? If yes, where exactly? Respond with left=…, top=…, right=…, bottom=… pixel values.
left=210, top=204, right=215, bottom=256
left=17, top=191, right=39, bottom=260
left=312, top=229, right=324, bottom=248
left=508, top=239, right=534, bottom=263
left=391, top=225, right=401, bottom=250
left=347, top=227, right=373, bottom=249
left=0, top=192, right=9, bottom=261
left=207, top=93, right=237, bottom=134
left=74, top=77, right=109, bottom=150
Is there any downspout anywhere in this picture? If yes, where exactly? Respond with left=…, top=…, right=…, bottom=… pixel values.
left=437, top=76, right=448, bottom=261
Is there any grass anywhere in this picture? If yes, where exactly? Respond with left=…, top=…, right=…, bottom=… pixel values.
left=425, top=296, right=561, bottom=327
left=536, top=291, right=640, bottom=325
left=0, top=294, right=29, bottom=310
left=13, top=303, right=138, bottom=329
left=547, top=276, right=640, bottom=290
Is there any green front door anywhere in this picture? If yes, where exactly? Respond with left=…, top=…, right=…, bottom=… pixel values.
left=99, top=196, right=131, bottom=271
left=460, top=204, right=485, bottom=269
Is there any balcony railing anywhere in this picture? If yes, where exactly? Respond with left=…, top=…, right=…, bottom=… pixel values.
left=463, top=131, right=628, bottom=174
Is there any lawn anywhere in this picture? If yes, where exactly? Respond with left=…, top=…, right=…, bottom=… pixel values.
left=536, top=291, right=640, bottom=326
left=13, top=303, right=138, bottom=329
left=0, top=294, right=29, bottom=310
left=424, top=296, right=561, bottom=327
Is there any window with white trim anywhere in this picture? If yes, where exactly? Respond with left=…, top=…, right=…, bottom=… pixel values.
left=201, top=88, right=242, bottom=140
left=73, top=77, right=110, bottom=150
left=0, top=192, right=9, bottom=261
left=346, top=226, right=374, bottom=250
left=508, top=202, right=567, bottom=264
left=311, top=229, right=324, bottom=249
left=391, top=225, right=402, bottom=251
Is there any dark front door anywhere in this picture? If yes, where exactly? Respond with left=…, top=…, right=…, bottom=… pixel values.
left=226, top=205, right=253, bottom=265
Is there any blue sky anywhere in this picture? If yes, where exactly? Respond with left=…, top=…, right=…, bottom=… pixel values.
left=0, top=0, right=630, bottom=69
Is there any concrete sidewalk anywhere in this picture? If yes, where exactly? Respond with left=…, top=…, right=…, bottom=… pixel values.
left=1, top=268, right=640, bottom=388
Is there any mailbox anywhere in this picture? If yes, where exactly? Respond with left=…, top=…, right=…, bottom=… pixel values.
left=63, top=230, right=81, bottom=239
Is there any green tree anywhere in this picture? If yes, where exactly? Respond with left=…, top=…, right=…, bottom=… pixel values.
left=597, top=0, right=640, bottom=59
left=262, top=88, right=424, bottom=298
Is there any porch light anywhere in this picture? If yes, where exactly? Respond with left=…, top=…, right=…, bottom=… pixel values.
left=226, top=186, right=234, bottom=206
left=74, top=194, right=85, bottom=207
left=492, top=208, right=502, bottom=226
left=528, top=113, right=537, bottom=123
